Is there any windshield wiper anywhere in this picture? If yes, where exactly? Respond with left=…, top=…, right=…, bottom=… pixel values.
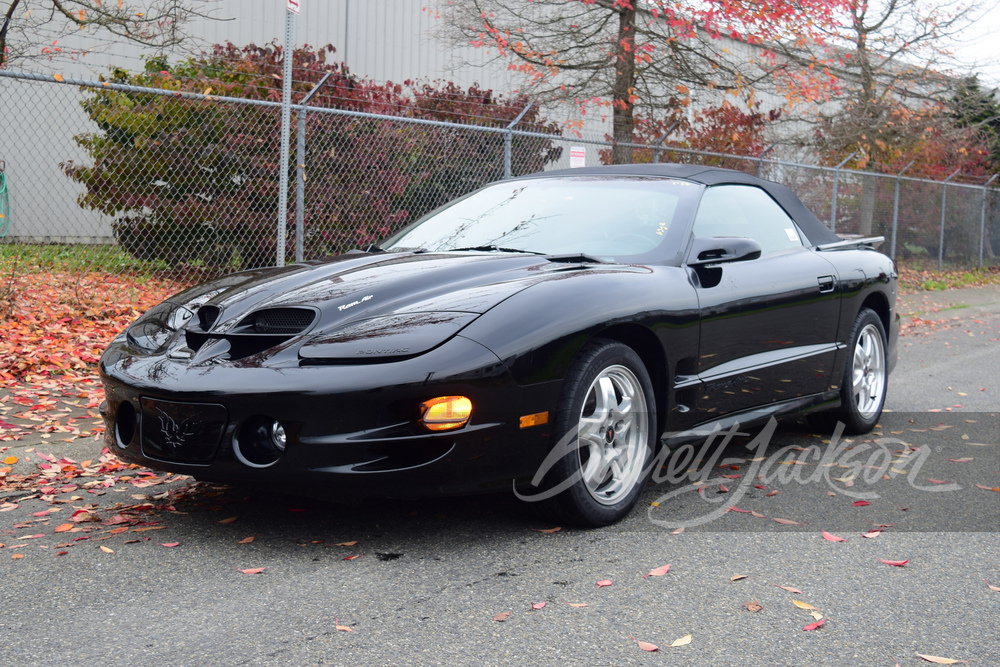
left=448, top=245, right=544, bottom=255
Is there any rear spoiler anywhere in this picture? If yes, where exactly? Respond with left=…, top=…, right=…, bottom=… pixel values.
left=815, top=236, right=885, bottom=251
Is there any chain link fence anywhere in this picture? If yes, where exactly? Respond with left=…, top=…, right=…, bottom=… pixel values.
left=2, top=68, right=998, bottom=285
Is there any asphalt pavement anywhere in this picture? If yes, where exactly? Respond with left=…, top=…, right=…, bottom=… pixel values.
left=1, top=285, right=998, bottom=666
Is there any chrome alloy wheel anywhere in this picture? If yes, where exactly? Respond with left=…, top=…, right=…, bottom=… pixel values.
left=851, top=323, right=886, bottom=419
left=576, top=364, right=650, bottom=505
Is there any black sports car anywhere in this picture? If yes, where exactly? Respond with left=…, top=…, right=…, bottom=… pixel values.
left=99, top=164, right=899, bottom=526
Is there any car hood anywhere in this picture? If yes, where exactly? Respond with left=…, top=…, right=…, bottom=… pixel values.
left=157, top=251, right=616, bottom=363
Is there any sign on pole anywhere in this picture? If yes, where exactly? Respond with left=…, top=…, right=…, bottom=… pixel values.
left=570, top=146, right=586, bottom=168
left=287, top=0, right=300, bottom=14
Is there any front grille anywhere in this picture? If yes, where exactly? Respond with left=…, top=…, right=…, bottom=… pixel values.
left=248, top=308, right=315, bottom=334
left=140, top=398, right=228, bottom=463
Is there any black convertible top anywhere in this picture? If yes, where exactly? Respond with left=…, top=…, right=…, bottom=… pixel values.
left=523, top=164, right=840, bottom=246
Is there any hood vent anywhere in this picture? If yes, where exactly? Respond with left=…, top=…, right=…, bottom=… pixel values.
left=238, top=307, right=317, bottom=335
left=198, top=306, right=221, bottom=331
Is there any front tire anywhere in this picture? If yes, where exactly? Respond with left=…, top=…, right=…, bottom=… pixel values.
left=534, top=339, right=657, bottom=527
left=837, top=308, right=888, bottom=434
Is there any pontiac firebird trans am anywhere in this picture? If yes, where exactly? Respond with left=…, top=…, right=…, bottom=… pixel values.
left=100, top=164, right=899, bottom=526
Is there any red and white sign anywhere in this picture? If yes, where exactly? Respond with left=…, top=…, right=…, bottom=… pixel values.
left=287, top=0, right=301, bottom=14
left=570, top=146, right=586, bottom=168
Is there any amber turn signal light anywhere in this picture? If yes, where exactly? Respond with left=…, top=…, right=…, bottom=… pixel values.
left=420, top=396, right=472, bottom=431
left=519, top=411, right=549, bottom=428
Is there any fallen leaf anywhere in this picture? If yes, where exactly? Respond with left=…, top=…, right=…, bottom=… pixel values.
left=915, top=655, right=969, bottom=664
left=974, top=484, right=1000, bottom=492
left=565, top=602, right=588, bottom=608
left=335, top=624, right=354, bottom=633
left=643, top=564, right=671, bottom=577
left=792, top=600, right=819, bottom=611
left=852, top=500, right=870, bottom=507
left=948, top=457, right=973, bottom=463
left=649, top=501, right=659, bottom=507
left=238, top=567, right=265, bottom=574
left=773, top=518, right=805, bottom=525
left=238, top=536, right=256, bottom=544
left=596, top=580, right=613, bottom=587
left=334, top=540, right=358, bottom=546
left=217, top=516, right=238, bottom=524
left=862, top=529, right=882, bottom=539
left=494, top=611, right=511, bottom=621
left=743, top=600, right=762, bottom=612
left=730, top=574, right=748, bottom=581
left=342, top=555, right=360, bottom=561
left=926, top=479, right=951, bottom=485
left=985, top=580, right=1000, bottom=592
left=669, top=634, right=692, bottom=647
left=532, top=527, right=562, bottom=533
left=159, top=542, right=181, bottom=548
left=728, top=507, right=751, bottom=513
left=750, top=510, right=767, bottom=518
left=809, top=611, right=823, bottom=620
left=99, top=546, right=114, bottom=554
left=671, top=526, right=684, bottom=535
left=877, top=558, right=909, bottom=567
left=631, top=637, right=658, bottom=652
left=766, top=490, right=780, bottom=497
left=822, top=531, right=847, bottom=542
left=774, top=584, right=804, bottom=594
left=11, top=553, right=24, bottom=560
left=3, top=456, right=17, bottom=464
left=54, top=523, right=74, bottom=533
left=531, top=602, right=546, bottom=610
left=803, top=618, right=825, bottom=631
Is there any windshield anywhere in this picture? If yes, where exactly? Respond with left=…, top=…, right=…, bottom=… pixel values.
left=382, top=176, right=699, bottom=260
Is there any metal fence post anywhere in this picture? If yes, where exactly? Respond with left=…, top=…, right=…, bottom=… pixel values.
left=276, top=9, right=296, bottom=268
left=294, top=72, right=332, bottom=263
left=756, top=143, right=776, bottom=178
left=503, top=103, right=533, bottom=179
left=651, top=122, right=679, bottom=164
left=889, top=160, right=914, bottom=260
left=829, top=153, right=856, bottom=233
left=980, top=174, right=998, bottom=268
left=938, top=169, right=961, bottom=270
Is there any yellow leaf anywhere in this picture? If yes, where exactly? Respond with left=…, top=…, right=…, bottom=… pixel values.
left=809, top=611, right=824, bottom=620
left=52, top=74, right=64, bottom=82
left=3, top=456, right=17, bottom=465
left=204, top=87, right=213, bottom=96
left=669, top=634, right=692, bottom=647
left=730, top=574, right=748, bottom=581
left=99, top=546, right=115, bottom=554
left=335, top=540, right=358, bottom=546
left=792, top=600, right=818, bottom=611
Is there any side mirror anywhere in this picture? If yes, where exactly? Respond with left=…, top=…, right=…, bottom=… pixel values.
left=687, top=236, right=762, bottom=266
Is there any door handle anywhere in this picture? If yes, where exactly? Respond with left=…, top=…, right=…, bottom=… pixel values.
left=817, top=275, right=835, bottom=293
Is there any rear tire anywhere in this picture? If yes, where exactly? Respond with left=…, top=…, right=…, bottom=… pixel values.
left=532, top=339, right=657, bottom=527
left=836, top=308, right=888, bottom=434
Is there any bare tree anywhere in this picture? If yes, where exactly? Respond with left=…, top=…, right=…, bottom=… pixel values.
left=434, top=0, right=843, bottom=163
left=776, top=0, right=999, bottom=233
left=1, top=0, right=222, bottom=69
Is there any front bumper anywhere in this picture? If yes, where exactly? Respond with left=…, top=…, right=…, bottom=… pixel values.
left=100, top=335, right=560, bottom=499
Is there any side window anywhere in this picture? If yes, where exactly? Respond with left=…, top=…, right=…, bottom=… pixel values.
left=692, top=185, right=803, bottom=255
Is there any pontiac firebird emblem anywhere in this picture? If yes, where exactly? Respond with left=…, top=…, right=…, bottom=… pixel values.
left=159, top=414, right=195, bottom=451
left=337, top=294, right=373, bottom=311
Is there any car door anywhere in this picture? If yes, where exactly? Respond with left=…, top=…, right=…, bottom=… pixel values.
left=686, top=184, right=842, bottom=419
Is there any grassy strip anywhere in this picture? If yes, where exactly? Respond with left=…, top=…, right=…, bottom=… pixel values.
left=897, top=264, right=1000, bottom=292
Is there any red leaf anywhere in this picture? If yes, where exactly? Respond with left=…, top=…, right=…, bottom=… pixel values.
left=877, top=558, right=909, bottom=567
left=159, top=542, right=181, bottom=548
left=238, top=536, right=256, bottom=544
left=774, top=584, right=804, bottom=594
left=803, top=618, right=825, bottom=631
left=342, top=555, right=361, bottom=561
left=631, top=636, right=658, bottom=652
left=822, top=531, right=847, bottom=542
left=596, top=579, right=612, bottom=587
left=238, top=567, right=265, bottom=574
left=643, top=564, right=671, bottom=577
left=852, top=500, right=870, bottom=507
left=862, top=529, right=882, bottom=539
left=531, top=602, right=546, bottom=609
left=773, top=518, right=805, bottom=525
left=531, top=527, right=561, bottom=533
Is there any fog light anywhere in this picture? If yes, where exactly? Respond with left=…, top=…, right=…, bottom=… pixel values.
left=271, top=422, right=287, bottom=451
left=234, top=416, right=287, bottom=468
left=420, top=396, right=472, bottom=432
